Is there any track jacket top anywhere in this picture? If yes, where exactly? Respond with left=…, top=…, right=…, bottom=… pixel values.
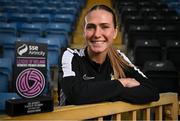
left=61, top=48, right=159, bottom=105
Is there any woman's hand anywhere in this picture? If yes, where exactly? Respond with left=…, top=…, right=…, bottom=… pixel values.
left=118, top=78, right=140, bottom=88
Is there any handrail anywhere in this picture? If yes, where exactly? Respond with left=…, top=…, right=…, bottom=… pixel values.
left=1, top=92, right=179, bottom=120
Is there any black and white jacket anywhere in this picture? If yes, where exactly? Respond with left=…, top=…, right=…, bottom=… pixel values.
left=60, top=48, right=159, bottom=105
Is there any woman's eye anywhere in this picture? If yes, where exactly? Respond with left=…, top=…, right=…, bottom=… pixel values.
left=102, top=26, right=110, bottom=29
left=86, top=24, right=95, bottom=29
left=86, top=26, right=93, bottom=29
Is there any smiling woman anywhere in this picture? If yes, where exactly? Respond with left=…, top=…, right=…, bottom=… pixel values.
left=59, top=4, right=159, bottom=106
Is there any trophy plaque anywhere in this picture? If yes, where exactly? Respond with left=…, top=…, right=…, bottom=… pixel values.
left=6, top=41, right=54, bottom=116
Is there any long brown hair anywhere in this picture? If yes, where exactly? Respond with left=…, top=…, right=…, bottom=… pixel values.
left=85, top=4, right=131, bottom=79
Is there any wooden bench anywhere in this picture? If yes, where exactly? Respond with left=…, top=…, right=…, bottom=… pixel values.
left=1, top=92, right=179, bottom=120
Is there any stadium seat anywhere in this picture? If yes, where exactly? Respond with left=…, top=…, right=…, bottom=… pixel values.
left=165, top=15, right=180, bottom=26
left=134, top=39, right=162, bottom=69
left=144, top=14, right=165, bottom=27
left=57, top=7, right=78, bottom=17
left=125, top=24, right=153, bottom=50
left=35, top=37, right=61, bottom=66
left=143, top=60, right=179, bottom=93
left=53, top=14, right=75, bottom=25
left=13, top=1, right=29, bottom=7
left=0, top=13, right=8, bottom=22
left=0, top=34, right=17, bottom=63
left=120, top=6, right=139, bottom=26
left=139, top=7, right=157, bottom=18
left=47, top=1, right=63, bottom=8
left=8, top=13, right=30, bottom=23
left=0, top=58, right=12, bottom=92
left=153, top=24, right=180, bottom=46
left=45, top=22, right=71, bottom=36
left=159, top=8, right=178, bottom=17
left=121, top=15, right=143, bottom=36
left=3, top=5, right=22, bottom=13
left=19, top=23, right=44, bottom=37
left=30, top=1, right=45, bottom=7
left=166, top=40, right=180, bottom=71
left=46, top=34, right=69, bottom=48
left=0, top=22, right=17, bottom=35
left=40, top=7, right=57, bottom=14
left=23, top=6, right=39, bottom=13
left=153, top=1, right=168, bottom=10
left=30, top=14, right=52, bottom=23
left=0, top=73, right=8, bottom=92
left=115, top=1, right=134, bottom=16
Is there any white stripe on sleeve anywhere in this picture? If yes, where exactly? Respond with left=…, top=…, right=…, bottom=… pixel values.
left=61, top=50, right=75, bottom=77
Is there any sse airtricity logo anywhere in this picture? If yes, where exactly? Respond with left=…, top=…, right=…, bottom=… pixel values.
left=16, top=68, right=45, bottom=98
left=17, top=44, right=28, bottom=56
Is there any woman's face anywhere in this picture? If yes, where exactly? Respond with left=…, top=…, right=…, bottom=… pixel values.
left=84, top=9, right=117, bottom=54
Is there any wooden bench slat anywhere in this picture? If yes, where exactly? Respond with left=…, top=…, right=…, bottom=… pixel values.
left=0, top=93, right=178, bottom=120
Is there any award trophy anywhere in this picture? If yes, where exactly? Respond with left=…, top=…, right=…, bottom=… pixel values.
left=5, top=41, right=54, bottom=116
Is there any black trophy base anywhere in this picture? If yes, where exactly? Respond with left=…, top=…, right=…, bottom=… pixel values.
left=5, top=96, right=54, bottom=116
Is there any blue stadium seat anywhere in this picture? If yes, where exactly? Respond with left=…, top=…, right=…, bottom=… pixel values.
left=16, top=36, right=36, bottom=42
left=53, top=14, right=75, bottom=25
left=63, top=1, right=81, bottom=12
left=43, top=62, right=51, bottom=95
left=40, top=7, right=57, bottom=14
left=35, top=37, right=61, bottom=66
left=30, top=1, right=45, bottom=7
left=0, top=22, right=17, bottom=35
left=30, top=14, right=52, bottom=23
left=0, top=34, right=17, bottom=63
left=47, top=1, right=63, bottom=8
left=57, top=7, right=78, bottom=17
left=8, top=13, right=30, bottom=23
left=13, top=1, right=29, bottom=7
left=3, top=5, right=22, bottom=13
left=46, top=34, right=69, bottom=48
left=19, top=23, right=44, bottom=37
left=45, top=22, right=71, bottom=35
left=0, top=58, right=12, bottom=92
left=23, top=6, right=39, bottom=14
left=0, top=13, right=8, bottom=22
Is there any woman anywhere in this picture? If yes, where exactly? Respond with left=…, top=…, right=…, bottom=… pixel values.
left=60, top=4, right=159, bottom=105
